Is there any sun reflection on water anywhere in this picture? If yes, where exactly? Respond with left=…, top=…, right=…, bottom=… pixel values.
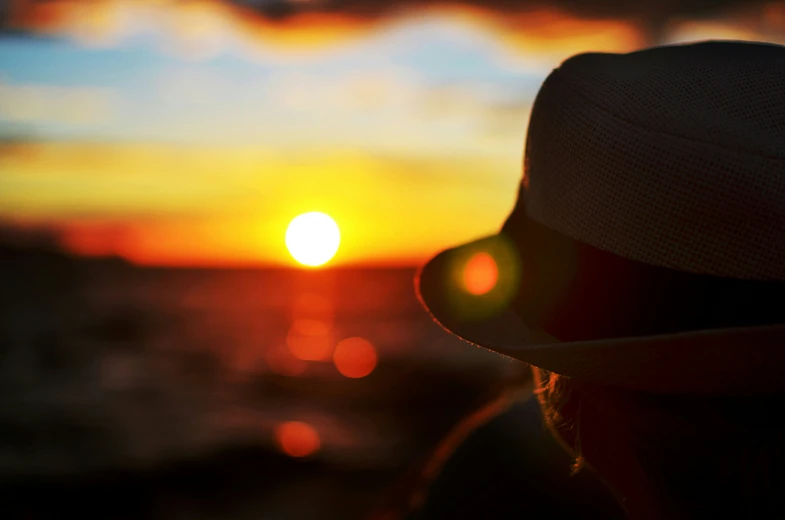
left=286, top=318, right=334, bottom=361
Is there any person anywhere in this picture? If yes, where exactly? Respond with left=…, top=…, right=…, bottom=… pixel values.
left=378, top=364, right=624, bottom=520
left=416, top=40, right=785, bottom=519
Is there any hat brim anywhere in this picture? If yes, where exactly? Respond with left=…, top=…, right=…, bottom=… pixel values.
left=417, top=234, right=785, bottom=396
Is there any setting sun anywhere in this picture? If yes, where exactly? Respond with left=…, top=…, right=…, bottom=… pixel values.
left=285, top=212, right=341, bottom=267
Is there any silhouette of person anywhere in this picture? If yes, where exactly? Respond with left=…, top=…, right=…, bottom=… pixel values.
left=416, top=40, right=785, bottom=519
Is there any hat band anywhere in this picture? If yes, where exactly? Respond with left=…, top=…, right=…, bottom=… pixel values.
left=501, top=201, right=785, bottom=343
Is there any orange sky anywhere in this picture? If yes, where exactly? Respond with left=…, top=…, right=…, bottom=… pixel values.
left=1, top=142, right=519, bottom=266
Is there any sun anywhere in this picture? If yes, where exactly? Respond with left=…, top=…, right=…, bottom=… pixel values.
left=285, top=212, right=341, bottom=267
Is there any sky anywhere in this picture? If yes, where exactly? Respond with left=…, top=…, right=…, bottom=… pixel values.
left=1, top=0, right=783, bottom=266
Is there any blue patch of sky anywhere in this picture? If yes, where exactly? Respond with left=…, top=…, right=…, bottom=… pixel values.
left=0, top=18, right=545, bottom=143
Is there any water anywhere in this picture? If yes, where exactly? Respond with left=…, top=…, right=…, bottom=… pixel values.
left=0, top=255, right=513, bottom=519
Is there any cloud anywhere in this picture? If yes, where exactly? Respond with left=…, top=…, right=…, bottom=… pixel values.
left=6, top=0, right=782, bottom=79
left=3, top=1, right=780, bottom=152
left=0, top=79, right=116, bottom=126
left=663, top=5, right=785, bottom=46
left=8, top=0, right=776, bottom=56
left=262, top=66, right=421, bottom=113
left=146, top=57, right=528, bottom=151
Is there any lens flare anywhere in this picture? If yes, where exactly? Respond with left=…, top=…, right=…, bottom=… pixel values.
left=285, top=212, right=340, bottom=267
left=463, top=252, right=498, bottom=295
left=447, top=235, right=522, bottom=321
left=275, top=421, right=320, bottom=458
left=333, top=337, right=377, bottom=378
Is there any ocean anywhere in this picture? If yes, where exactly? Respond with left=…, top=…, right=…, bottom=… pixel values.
left=0, top=254, right=515, bottom=519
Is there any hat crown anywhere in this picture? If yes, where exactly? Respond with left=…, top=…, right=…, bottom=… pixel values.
left=558, top=42, right=785, bottom=157
left=522, top=40, right=785, bottom=280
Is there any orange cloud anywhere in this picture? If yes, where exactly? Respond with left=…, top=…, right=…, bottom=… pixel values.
left=6, top=0, right=645, bottom=58
left=663, top=2, right=785, bottom=46
left=21, top=1, right=785, bottom=74
left=6, top=0, right=73, bottom=34
left=425, top=5, right=644, bottom=72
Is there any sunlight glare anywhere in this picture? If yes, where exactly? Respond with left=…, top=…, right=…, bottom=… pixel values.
left=285, top=212, right=341, bottom=267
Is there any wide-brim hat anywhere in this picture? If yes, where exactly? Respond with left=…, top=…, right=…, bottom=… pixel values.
left=417, top=40, right=785, bottom=396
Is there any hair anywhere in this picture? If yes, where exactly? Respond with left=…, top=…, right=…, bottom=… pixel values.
left=534, top=368, right=785, bottom=518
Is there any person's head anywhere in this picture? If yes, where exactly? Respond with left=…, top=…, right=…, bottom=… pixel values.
left=416, top=40, right=785, bottom=518
left=533, top=366, right=785, bottom=519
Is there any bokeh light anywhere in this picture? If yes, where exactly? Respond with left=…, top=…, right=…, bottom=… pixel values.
left=275, top=421, right=321, bottom=458
left=286, top=318, right=334, bottom=361
left=285, top=212, right=341, bottom=267
left=333, top=337, right=378, bottom=379
left=462, top=252, right=498, bottom=295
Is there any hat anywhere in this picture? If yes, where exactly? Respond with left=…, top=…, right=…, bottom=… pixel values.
left=417, top=40, right=785, bottom=396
